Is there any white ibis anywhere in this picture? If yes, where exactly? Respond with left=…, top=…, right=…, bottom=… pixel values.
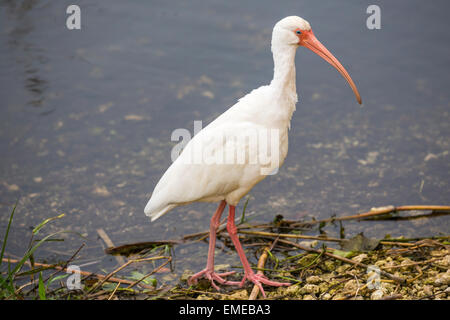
left=144, top=16, right=361, bottom=297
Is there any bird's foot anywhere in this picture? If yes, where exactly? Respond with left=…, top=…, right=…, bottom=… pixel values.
left=241, top=271, right=290, bottom=298
left=188, top=268, right=241, bottom=291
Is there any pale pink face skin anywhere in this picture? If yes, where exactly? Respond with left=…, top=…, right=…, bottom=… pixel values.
left=289, top=22, right=362, bottom=104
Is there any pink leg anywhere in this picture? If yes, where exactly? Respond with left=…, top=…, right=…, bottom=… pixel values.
left=188, top=201, right=240, bottom=290
left=226, top=205, right=290, bottom=298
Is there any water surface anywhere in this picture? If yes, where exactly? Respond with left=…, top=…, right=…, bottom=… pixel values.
left=0, top=0, right=449, bottom=283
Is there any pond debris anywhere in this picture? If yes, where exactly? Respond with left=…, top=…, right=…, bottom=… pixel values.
left=124, top=114, right=146, bottom=121
left=92, top=185, right=111, bottom=197
left=340, top=233, right=380, bottom=252
left=249, top=239, right=278, bottom=300
left=104, top=240, right=181, bottom=257
left=96, top=228, right=126, bottom=265
left=166, top=234, right=447, bottom=300
left=1, top=204, right=449, bottom=300
left=146, top=204, right=448, bottom=300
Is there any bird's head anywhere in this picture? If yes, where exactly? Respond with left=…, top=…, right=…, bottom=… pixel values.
left=272, top=16, right=362, bottom=104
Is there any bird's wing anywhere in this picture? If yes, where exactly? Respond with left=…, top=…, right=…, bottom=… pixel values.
left=145, top=120, right=273, bottom=219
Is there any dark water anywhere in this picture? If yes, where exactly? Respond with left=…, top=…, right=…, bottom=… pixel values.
left=1, top=0, right=449, bottom=284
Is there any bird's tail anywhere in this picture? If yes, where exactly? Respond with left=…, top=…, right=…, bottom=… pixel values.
left=144, top=195, right=176, bottom=222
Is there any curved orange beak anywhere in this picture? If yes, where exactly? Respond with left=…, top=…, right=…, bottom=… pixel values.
left=298, top=29, right=362, bottom=104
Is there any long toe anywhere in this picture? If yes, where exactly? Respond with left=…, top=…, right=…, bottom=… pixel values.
left=212, top=271, right=241, bottom=286
left=254, top=274, right=290, bottom=287
left=188, top=269, right=208, bottom=285
left=188, top=269, right=241, bottom=290
left=247, top=273, right=291, bottom=298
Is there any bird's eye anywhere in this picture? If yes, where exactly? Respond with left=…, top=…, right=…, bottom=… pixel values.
left=296, top=30, right=302, bottom=35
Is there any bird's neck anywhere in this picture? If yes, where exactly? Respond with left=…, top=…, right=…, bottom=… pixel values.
left=270, top=44, right=298, bottom=103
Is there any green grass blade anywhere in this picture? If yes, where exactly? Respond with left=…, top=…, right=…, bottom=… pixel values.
left=47, top=274, right=69, bottom=288
left=0, top=230, right=69, bottom=288
left=38, top=271, right=46, bottom=300
left=16, top=265, right=59, bottom=277
left=32, top=213, right=65, bottom=235
left=0, top=200, right=18, bottom=269
left=239, top=196, right=250, bottom=225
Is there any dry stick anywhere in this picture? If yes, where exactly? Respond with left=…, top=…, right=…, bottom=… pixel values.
left=379, top=241, right=416, bottom=247
left=240, top=230, right=343, bottom=243
left=248, top=238, right=278, bottom=300
left=125, top=256, right=172, bottom=290
left=293, top=205, right=450, bottom=227
left=276, top=239, right=406, bottom=284
left=381, top=257, right=442, bottom=270
left=239, top=230, right=416, bottom=248
left=1, top=257, right=144, bottom=288
left=381, top=236, right=450, bottom=243
left=395, top=205, right=450, bottom=211
left=97, top=228, right=126, bottom=265
left=107, top=282, right=121, bottom=300
left=408, top=265, right=424, bottom=284
left=386, top=241, right=448, bottom=256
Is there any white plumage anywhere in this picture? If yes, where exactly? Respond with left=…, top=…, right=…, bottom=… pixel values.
left=143, top=16, right=361, bottom=296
